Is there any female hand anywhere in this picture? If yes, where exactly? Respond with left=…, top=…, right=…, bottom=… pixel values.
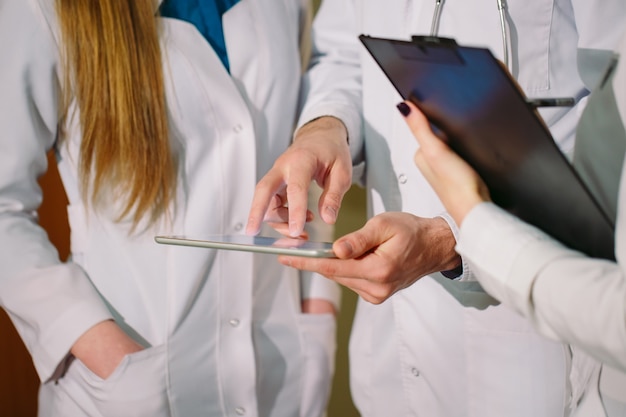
left=71, top=320, right=144, bottom=379
left=397, top=101, right=491, bottom=225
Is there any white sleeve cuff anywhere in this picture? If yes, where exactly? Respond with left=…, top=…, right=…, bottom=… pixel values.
left=457, top=202, right=570, bottom=316
left=2, top=263, right=114, bottom=382
left=437, top=212, right=476, bottom=282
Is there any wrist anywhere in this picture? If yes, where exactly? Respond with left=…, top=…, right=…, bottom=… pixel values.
left=431, top=216, right=463, bottom=278
left=295, top=116, right=349, bottom=145
left=441, top=262, right=463, bottom=279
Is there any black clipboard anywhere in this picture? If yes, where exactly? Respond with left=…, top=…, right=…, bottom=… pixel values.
left=359, top=34, right=615, bottom=260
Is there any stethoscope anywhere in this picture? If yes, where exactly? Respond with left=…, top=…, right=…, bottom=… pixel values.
left=430, top=0, right=510, bottom=69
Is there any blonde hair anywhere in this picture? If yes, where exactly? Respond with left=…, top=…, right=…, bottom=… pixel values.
left=55, top=0, right=176, bottom=229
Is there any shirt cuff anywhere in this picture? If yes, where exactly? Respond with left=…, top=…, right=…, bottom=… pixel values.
left=4, top=263, right=115, bottom=382
left=457, top=202, right=569, bottom=316
left=437, top=212, right=475, bottom=282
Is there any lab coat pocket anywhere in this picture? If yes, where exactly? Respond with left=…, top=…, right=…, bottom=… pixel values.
left=74, top=344, right=170, bottom=417
left=509, top=0, right=553, bottom=93
left=297, top=312, right=336, bottom=417
left=464, top=305, right=567, bottom=417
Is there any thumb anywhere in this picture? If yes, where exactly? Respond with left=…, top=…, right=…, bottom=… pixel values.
left=333, top=220, right=385, bottom=259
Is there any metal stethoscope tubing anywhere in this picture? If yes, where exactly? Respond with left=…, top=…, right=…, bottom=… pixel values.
left=430, top=0, right=510, bottom=69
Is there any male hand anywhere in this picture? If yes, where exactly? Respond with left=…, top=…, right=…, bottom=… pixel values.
left=278, top=212, right=461, bottom=304
left=246, top=116, right=353, bottom=238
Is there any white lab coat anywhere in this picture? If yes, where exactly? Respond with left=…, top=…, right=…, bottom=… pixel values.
left=457, top=33, right=626, bottom=416
left=0, top=1, right=338, bottom=416
left=298, top=0, right=626, bottom=416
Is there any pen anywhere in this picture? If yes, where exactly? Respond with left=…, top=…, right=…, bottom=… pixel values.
left=526, top=97, right=575, bottom=108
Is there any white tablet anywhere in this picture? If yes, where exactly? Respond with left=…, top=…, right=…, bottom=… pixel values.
left=154, top=234, right=336, bottom=258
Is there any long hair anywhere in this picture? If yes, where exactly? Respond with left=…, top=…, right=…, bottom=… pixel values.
left=55, top=0, right=176, bottom=230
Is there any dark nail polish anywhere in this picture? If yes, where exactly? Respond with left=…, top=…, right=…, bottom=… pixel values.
left=396, top=102, right=411, bottom=117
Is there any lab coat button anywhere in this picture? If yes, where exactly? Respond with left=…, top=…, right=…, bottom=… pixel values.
left=411, top=367, right=420, bottom=377
left=234, top=222, right=243, bottom=232
left=398, top=173, right=408, bottom=184
left=233, top=124, right=243, bottom=133
left=229, top=318, right=240, bottom=327
left=235, top=407, right=246, bottom=415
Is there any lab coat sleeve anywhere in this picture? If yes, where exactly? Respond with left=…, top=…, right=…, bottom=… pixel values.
left=456, top=33, right=626, bottom=372
left=0, top=1, right=113, bottom=381
left=456, top=202, right=626, bottom=372
left=436, top=212, right=475, bottom=282
left=296, top=0, right=364, bottom=174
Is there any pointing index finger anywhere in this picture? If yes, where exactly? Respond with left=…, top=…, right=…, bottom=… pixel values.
left=246, top=172, right=284, bottom=236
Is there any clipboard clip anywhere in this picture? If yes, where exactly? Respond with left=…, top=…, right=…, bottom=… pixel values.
left=411, top=36, right=458, bottom=47
left=403, top=35, right=463, bottom=65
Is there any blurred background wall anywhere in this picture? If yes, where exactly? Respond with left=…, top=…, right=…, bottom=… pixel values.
left=326, top=187, right=365, bottom=417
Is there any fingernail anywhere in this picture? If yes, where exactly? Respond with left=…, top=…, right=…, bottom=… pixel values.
left=324, top=206, right=337, bottom=223
left=289, top=221, right=301, bottom=238
left=396, top=102, right=411, bottom=117
left=337, top=240, right=353, bottom=257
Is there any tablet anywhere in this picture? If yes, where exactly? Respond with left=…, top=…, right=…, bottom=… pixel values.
left=359, top=35, right=615, bottom=260
left=155, top=234, right=336, bottom=258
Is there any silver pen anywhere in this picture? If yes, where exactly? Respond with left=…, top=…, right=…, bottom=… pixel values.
left=526, top=97, right=575, bottom=107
